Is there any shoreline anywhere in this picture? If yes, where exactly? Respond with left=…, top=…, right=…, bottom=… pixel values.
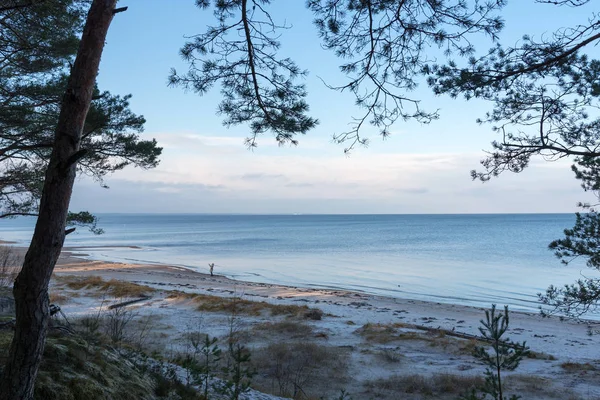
left=56, top=248, right=541, bottom=317
left=60, top=245, right=593, bottom=318
left=52, top=248, right=600, bottom=345
left=1, top=213, right=592, bottom=317
left=4, top=244, right=600, bottom=398
left=3, top=241, right=596, bottom=323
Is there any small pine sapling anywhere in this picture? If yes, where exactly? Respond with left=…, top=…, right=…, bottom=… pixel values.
left=462, top=305, right=529, bottom=400
left=218, top=342, right=254, bottom=400
left=199, top=335, right=222, bottom=398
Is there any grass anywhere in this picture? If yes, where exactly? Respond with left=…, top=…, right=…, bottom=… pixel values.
left=167, top=291, right=322, bottom=318
left=49, top=290, right=73, bottom=304
left=356, top=323, right=449, bottom=346
left=252, top=342, right=349, bottom=399
left=355, top=323, right=404, bottom=344
left=456, top=338, right=481, bottom=355
left=505, top=375, right=548, bottom=392
left=364, top=373, right=484, bottom=397
left=526, top=350, right=557, bottom=360
left=0, top=245, right=21, bottom=288
left=377, top=347, right=403, bottom=363
left=253, top=320, right=314, bottom=338
left=56, top=275, right=155, bottom=298
left=560, top=362, right=598, bottom=372
left=452, top=338, right=556, bottom=360
left=0, top=330, right=157, bottom=400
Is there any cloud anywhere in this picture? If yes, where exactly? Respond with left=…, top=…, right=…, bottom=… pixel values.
left=397, top=187, right=429, bottom=194
left=70, top=131, right=596, bottom=214
left=153, top=182, right=227, bottom=194
left=285, top=182, right=314, bottom=188
left=239, top=173, right=287, bottom=181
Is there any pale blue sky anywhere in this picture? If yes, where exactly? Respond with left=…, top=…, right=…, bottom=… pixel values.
left=70, top=0, right=599, bottom=214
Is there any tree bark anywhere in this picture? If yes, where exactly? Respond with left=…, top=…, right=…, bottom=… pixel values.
left=0, top=1, right=118, bottom=398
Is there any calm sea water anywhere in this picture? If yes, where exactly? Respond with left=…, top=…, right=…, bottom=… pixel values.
left=0, top=213, right=595, bottom=313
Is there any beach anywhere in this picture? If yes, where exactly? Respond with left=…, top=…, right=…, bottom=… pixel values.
left=37, top=248, right=600, bottom=399
left=1, top=213, right=592, bottom=314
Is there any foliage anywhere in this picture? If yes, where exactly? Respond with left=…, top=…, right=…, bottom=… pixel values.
left=217, top=342, right=254, bottom=400
left=425, top=0, right=600, bottom=317
left=169, top=0, right=318, bottom=149
left=0, top=0, right=161, bottom=221
left=176, top=331, right=222, bottom=398
left=198, top=335, right=222, bottom=399
left=173, top=0, right=505, bottom=152
left=462, top=305, right=529, bottom=400
left=0, top=329, right=157, bottom=400
left=308, top=0, right=505, bottom=151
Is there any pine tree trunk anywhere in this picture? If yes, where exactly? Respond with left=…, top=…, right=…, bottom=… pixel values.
left=0, top=1, right=118, bottom=398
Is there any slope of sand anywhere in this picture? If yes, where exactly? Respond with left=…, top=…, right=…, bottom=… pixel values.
left=38, top=249, right=600, bottom=399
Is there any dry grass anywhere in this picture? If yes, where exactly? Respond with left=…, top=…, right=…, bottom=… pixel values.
left=56, top=275, right=155, bottom=298
left=456, top=338, right=482, bottom=355
left=377, top=347, right=403, bottom=363
left=451, top=337, right=555, bottom=361
left=253, top=342, right=349, bottom=399
left=49, top=291, right=72, bottom=304
left=526, top=350, right=557, bottom=360
left=168, top=291, right=322, bottom=318
left=505, top=375, right=548, bottom=392
left=364, top=373, right=484, bottom=397
left=253, top=320, right=314, bottom=338
left=504, top=375, right=585, bottom=399
left=560, top=362, right=598, bottom=372
left=0, top=245, right=21, bottom=288
left=355, top=323, right=404, bottom=344
left=356, top=323, right=450, bottom=346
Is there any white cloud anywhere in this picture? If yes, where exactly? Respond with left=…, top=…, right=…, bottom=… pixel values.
left=70, top=131, right=596, bottom=214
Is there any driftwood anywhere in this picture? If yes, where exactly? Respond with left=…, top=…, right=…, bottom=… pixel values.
left=407, top=323, right=527, bottom=350
left=107, top=295, right=151, bottom=310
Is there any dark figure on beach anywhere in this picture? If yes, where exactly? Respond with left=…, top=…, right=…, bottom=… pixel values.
left=209, top=263, right=215, bottom=276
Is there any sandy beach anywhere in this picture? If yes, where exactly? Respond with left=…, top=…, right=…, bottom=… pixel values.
left=20, top=247, right=593, bottom=399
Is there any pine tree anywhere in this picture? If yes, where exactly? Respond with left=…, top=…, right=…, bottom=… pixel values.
left=426, top=0, right=600, bottom=317
left=0, top=0, right=161, bottom=221
left=463, top=305, right=529, bottom=400
left=171, top=0, right=506, bottom=152
left=0, top=1, right=159, bottom=398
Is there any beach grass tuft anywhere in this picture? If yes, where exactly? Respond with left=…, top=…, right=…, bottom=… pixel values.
left=167, top=291, right=322, bottom=318
left=560, top=361, right=598, bottom=372
left=49, top=290, right=73, bottom=304
left=356, top=322, right=452, bottom=345
left=56, top=275, right=155, bottom=298
left=253, top=320, right=314, bottom=338
left=526, top=350, right=556, bottom=361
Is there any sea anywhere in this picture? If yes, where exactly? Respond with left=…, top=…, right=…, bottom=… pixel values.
left=0, top=213, right=596, bottom=314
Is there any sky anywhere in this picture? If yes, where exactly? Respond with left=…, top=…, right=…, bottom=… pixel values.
left=69, top=0, right=599, bottom=214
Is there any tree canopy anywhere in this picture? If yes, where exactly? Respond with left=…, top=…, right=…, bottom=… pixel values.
left=0, top=0, right=161, bottom=221
left=170, top=0, right=506, bottom=152
left=424, top=0, right=600, bottom=317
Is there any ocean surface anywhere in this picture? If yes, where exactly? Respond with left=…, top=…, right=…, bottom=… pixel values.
left=0, top=213, right=596, bottom=313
